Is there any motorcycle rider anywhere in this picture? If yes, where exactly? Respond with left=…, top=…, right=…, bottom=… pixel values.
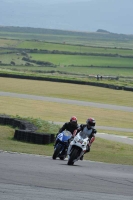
left=75, top=118, right=97, bottom=160
left=54, top=116, right=79, bottom=146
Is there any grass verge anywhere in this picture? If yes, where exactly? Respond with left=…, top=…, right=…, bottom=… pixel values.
left=0, top=125, right=133, bottom=165
left=0, top=77, right=133, bottom=107
left=0, top=97, right=133, bottom=130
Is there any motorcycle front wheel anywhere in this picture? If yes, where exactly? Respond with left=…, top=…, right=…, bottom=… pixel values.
left=52, top=145, right=62, bottom=160
left=67, top=148, right=80, bottom=165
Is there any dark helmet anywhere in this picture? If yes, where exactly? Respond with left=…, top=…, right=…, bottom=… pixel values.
left=70, top=116, right=78, bottom=126
left=86, top=118, right=96, bottom=128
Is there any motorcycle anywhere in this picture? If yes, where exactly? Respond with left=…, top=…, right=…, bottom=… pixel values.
left=52, top=130, right=72, bottom=160
left=67, top=132, right=89, bottom=165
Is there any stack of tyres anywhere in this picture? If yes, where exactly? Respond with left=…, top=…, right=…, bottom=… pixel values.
left=19, top=122, right=26, bottom=130
left=30, top=132, right=36, bottom=143
left=50, top=134, right=55, bottom=143
left=7, top=118, right=14, bottom=126
left=43, top=134, right=51, bottom=144
left=15, top=130, right=22, bottom=141
left=19, top=130, right=25, bottom=141
left=35, top=133, right=43, bottom=144
left=25, top=131, right=32, bottom=142
left=0, top=116, right=6, bottom=125
left=23, top=130, right=27, bottom=141
left=12, top=119, right=21, bottom=129
left=0, top=115, right=55, bottom=145
left=14, top=129, right=19, bottom=140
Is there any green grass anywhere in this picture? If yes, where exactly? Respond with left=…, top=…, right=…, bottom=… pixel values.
left=29, top=53, right=133, bottom=68
left=1, top=124, right=133, bottom=165
left=0, top=54, right=26, bottom=65
left=1, top=63, right=133, bottom=77
left=0, top=38, right=20, bottom=47
left=17, top=40, right=133, bottom=56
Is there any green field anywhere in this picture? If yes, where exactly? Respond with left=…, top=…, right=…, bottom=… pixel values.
left=29, top=53, right=133, bottom=67
left=17, top=41, right=133, bottom=56
left=1, top=65, right=133, bottom=77
left=0, top=30, right=133, bottom=87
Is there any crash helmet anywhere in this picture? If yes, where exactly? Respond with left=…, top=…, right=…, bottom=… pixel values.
left=86, top=118, right=96, bottom=129
left=70, top=116, right=78, bottom=126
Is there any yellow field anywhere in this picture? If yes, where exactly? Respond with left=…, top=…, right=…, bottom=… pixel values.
left=0, top=96, right=133, bottom=130
left=0, top=77, right=133, bottom=106
left=0, top=77, right=133, bottom=135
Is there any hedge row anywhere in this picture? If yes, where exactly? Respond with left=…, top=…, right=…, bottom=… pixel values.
left=0, top=115, right=55, bottom=145
left=0, top=73, right=133, bottom=92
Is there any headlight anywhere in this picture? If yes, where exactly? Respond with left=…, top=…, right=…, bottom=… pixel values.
left=82, top=141, right=87, bottom=145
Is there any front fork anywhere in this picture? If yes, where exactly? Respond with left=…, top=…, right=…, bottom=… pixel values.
left=67, top=143, right=72, bottom=155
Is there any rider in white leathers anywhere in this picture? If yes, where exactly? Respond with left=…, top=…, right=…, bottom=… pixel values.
left=74, top=118, right=97, bottom=160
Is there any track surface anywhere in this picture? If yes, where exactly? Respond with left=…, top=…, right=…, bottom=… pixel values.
left=0, top=152, right=133, bottom=200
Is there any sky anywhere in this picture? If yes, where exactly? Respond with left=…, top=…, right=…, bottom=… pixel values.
left=1, top=0, right=133, bottom=34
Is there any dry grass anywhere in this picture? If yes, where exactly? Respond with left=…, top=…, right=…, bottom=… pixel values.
left=0, top=125, right=53, bottom=155
left=0, top=77, right=133, bottom=107
left=84, top=137, right=133, bottom=165
left=0, top=96, right=133, bottom=130
left=1, top=125, right=133, bottom=165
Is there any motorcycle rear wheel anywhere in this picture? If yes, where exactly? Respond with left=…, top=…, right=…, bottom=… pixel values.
left=52, top=145, right=62, bottom=160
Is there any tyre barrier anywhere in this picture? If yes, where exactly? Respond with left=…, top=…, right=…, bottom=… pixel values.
left=0, top=73, right=132, bottom=92
left=0, top=115, right=55, bottom=145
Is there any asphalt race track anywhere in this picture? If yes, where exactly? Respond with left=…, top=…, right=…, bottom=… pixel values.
left=0, top=152, right=133, bottom=200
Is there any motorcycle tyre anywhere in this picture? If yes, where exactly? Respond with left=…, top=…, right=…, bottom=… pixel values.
left=60, top=156, right=65, bottom=160
left=60, top=153, right=67, bottom=160
left=67, top=148, right=80, bottom=165
left=52, top=145, right=62, bottom=160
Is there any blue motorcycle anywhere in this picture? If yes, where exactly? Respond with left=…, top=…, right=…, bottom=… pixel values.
left=52, top=130, right=72, bottom=160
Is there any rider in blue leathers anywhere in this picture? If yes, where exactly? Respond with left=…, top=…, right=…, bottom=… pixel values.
left=54, top=116, right=79, bottom=146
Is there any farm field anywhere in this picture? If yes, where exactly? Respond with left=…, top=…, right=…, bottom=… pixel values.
left=1, top=65, right=133, bottom=77
left=17, top=40, right=133, bottom=56
left=0, top=33, right=133, bottom=88
left=29, top=53, right=133, bottom=67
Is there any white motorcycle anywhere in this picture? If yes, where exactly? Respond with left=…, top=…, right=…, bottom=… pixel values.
left=67, top=132, right=89, bottom=165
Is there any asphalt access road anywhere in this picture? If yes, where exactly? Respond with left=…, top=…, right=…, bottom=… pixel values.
left=50, top=121, right=133, bottom=145
left=1, top=91, right=133, bottom=112
left=0, top=152, right=133, bottom=200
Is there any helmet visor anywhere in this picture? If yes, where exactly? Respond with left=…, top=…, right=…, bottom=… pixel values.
left=70, top=120, right=77, bottom=126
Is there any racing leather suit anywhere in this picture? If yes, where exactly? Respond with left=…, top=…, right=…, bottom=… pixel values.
left=77, top=124, right=97, bottom=152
